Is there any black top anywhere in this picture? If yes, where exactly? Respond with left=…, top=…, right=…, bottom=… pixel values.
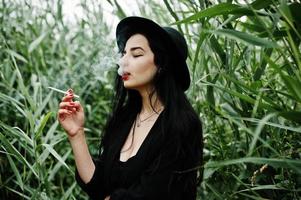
left=75, top=109, right=201, bottom=200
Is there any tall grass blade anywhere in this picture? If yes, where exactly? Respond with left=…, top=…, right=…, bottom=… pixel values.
left=5, top=49, right=28, bottom=64
left=0, top=132, right=38, bottom=178
left=28, top=32, right=48, bottom=53
left=7, top=154, right=24, bottom=190
left=209, top=29, right=278, bottom=48
left=42, top=144, right=71, bottom=171
left=205, top=157, right=301, bottom=174
left=175, top=3, right=252, bottom=24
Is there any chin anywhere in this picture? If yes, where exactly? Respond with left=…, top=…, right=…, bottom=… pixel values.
left=123, top=82, right=145, bottom=91
left=123, top=82, right=136, bottom=89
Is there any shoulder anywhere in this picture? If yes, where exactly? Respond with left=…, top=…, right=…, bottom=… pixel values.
left=181, top=107, right=202, bottom=139
left=175, top=110, right=203, bottom=171
left=177, top=108, right=202, bottom=136
left=159, top=107, right=202, bottom=141
left=161, top=107, right=202, bottom=147
left=176, top=108, right=203, bottom=156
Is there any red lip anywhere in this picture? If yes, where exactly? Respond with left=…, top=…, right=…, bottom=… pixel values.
left=122, top=74, right=129, bottom=80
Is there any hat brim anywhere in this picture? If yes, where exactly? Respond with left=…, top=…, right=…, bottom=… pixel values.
left=116, top=16, right=190, bottom=91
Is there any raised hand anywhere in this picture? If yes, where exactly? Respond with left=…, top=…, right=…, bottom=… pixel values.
left=58, top=89, right=85, bottom=137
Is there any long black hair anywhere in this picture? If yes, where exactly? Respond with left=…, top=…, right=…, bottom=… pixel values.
left=100, top=29, right=203, bottom=196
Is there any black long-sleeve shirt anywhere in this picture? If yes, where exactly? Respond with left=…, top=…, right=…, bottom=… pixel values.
left=75, top=110, right=201, bottom=200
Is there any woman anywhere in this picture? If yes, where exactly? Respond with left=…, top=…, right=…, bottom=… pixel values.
left=58, top=16, right=203, bottom=200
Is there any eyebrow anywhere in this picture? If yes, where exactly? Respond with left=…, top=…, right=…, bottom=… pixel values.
left=123, top=47, right=145, bottom=53
left=131, top=47, right=145, bottom=51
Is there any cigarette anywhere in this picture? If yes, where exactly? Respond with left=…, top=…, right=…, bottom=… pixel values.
left=48, top=87, right=80, bottom=98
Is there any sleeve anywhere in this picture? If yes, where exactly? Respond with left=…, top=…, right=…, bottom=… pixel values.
left=109, top=137, right=194, bottom=200
left=75, top=153, right=107, bottom=200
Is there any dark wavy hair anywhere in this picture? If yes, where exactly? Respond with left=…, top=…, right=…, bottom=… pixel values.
left=100, top=29, right=203, bottom=198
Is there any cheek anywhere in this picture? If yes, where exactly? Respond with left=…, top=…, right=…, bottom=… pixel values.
left=138, top=63, right=157, bottom=80
left=129, top=61, right=157, bottom=86
left=138, top=70, right=156, bottom=82
left=135, top=57, right=157, bottom=75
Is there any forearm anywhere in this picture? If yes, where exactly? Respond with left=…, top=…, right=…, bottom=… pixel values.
left=68, top=128, right=95, bottom=184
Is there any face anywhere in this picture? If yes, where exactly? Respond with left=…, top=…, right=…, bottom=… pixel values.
left=118, top=34, right=158, bottom=91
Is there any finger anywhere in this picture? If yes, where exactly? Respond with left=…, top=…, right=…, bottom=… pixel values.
left=67, top=88, right=73, bottom=94
left=60, top=102, right=82, bottom=113
left=58, top=109, right=72, bottom=116
left=58, top=109, right=72, bottom=121
left=59, top=101, right=79, bottom=109
left=72, top=101, right=83, bottom=111
left=61, top=94, right=74, bottom=102
left=59, top=102, right=70, bottom=108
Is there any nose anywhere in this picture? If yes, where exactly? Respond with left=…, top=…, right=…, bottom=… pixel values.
left=118, top=54, right=128, bottom=68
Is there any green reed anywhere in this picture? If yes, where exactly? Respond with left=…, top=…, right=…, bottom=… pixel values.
left=1, top=0, right=300, bottom=199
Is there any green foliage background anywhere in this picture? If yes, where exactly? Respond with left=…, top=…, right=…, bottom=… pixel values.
left=1, top=0, right=301, bottom=199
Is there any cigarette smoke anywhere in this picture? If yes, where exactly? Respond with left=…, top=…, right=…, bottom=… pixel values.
left=89, top=47, right=120, bottom=79
left=117, top=65, right=124, bottom=76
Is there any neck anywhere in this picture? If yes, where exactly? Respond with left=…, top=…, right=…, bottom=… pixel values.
left=138, top=88, right=163, bottom=114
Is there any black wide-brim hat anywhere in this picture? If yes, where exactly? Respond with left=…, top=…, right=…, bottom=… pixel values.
left=116, top=16, right=190, bottom=91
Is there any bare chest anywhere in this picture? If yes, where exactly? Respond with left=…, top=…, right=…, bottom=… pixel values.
left=119, top=118, right=157, bottom=162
